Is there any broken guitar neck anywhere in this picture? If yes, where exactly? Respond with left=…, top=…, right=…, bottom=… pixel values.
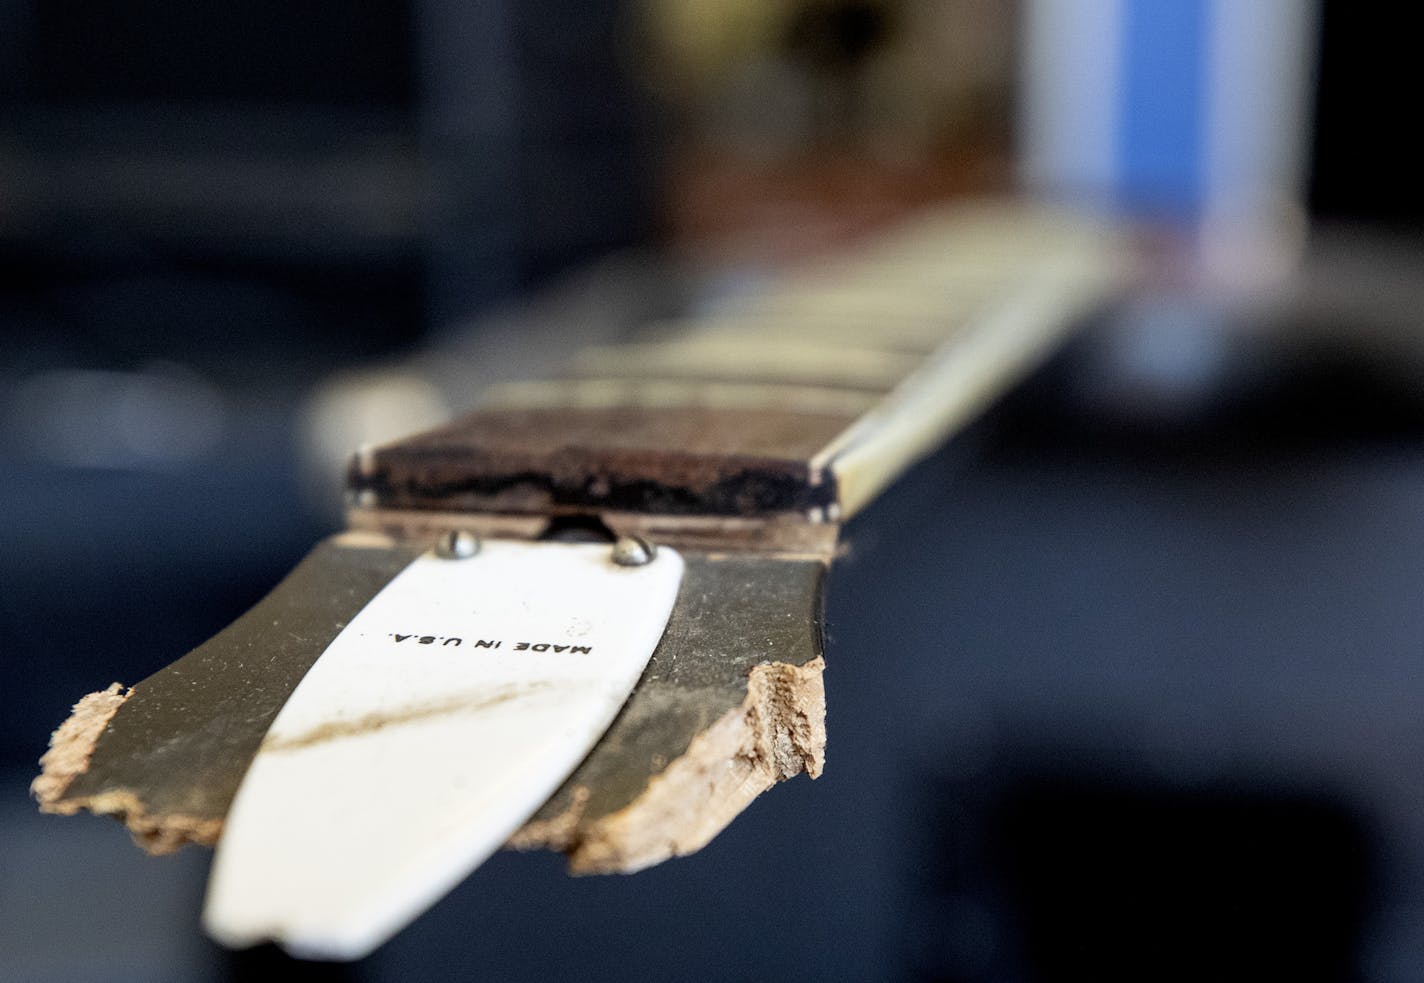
left=35, top=199, right=1129, bottom=953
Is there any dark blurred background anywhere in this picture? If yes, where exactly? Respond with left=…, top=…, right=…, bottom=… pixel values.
left=4, top=1, right=1424, bottom=980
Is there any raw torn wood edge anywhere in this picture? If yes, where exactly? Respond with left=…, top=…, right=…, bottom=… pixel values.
left=31, top=683, right=222, bottom=856
left=35, top=655, right=825, bottom=869
left=509, top=655, right=827, bottom=874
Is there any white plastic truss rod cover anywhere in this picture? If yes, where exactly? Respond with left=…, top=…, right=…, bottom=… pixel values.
left=203, top=539, right=684, bottom=959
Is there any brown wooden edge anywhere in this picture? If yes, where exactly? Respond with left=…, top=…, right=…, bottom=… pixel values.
left=33, top=540, right=832, bottom=875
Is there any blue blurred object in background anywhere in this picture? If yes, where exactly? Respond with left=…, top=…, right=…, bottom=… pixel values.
left=1020, top=0, right=1317, bottom=241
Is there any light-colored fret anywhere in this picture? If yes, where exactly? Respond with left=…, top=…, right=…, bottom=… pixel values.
left=691, top=308, right=982, bottom=353
left=815, top=250, right=1125, bottom=516
left=480, top=378, right=880, bottom=417
left=567, top=338, right=921, bottom=392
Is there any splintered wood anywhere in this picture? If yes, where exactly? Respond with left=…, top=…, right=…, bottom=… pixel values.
left=32, top=683, right=130, bottom=807
left=35, top=548, right=829, bottom=874
left=33, top=683, right=224, bottom=854
left=539, top=658, right=825, bottom=874
left=510, top=556, right=828, bottom=873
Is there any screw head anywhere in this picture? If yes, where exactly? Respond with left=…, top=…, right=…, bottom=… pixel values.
left=435, top=529, right=480, bottom=560
left=611, top=535, right=655, bottom=567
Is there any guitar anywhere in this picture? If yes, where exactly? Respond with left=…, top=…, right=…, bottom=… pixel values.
left=34, top=198, right=1129, bottom=958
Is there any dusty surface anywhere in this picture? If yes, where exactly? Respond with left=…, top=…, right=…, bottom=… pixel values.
left=33, top=552, right=829, bottom=871
left=44, top=537, right=420, bottom=854
left=511, top=656, right=825, bottom=873
left=510, top=552, right=829, bottom=871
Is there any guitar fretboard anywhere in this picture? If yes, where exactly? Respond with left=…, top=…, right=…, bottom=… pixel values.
left=349, top=201, right=1128, bottom=538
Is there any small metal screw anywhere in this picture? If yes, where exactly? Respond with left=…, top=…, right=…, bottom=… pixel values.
left=435, top=529, right=480, bottom=559
left=611, top=535, right=655, bottom=567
